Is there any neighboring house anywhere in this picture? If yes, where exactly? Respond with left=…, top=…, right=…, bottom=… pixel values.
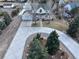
left=65, top=2, right=77, bottom=11
left=35, top=7, right=49, bottom=20
left=36, top=7, right=47, bottom=14
left=32, top=4, right=52, bottom=20
left=19, top=1, right=52, bottom=21
left=63, top=2, right=79, bottom=18
left=59, top=0, right=69, bottom=6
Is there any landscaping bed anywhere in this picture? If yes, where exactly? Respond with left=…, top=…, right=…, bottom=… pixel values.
left=23, top=33, right=69, bottom=59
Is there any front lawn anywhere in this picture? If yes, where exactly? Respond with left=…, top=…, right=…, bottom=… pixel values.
left=43, top=20, right=69, bottom=32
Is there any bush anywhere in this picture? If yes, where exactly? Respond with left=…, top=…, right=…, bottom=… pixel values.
left=11, top=10, right=17, bottom=17
left=4, top=12, right=12, bottom=26
left=11, top=8, right=20, bottom=17
left=0, top=21, right=6, bottom=30
left=27, top=35, right=48, bottom=59
left=67, top=16, right=79, bottom=37
left=46, top=31, right=59, bottom=55
left=35, top=33, right=41, bottom=40
left=0, top=12, right=4, bottom=16
left=70, top=7, right=78, bottom=15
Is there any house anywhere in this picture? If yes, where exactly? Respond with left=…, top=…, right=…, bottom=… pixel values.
left=19, top=0, right=53, bottom=21
left=32, top=5, right=52, bottom=20
left=59, top=0, right=69, bottom=6
left=64, top=2, right=77, bottom=11
left=63, top=2, right=79, bottom=18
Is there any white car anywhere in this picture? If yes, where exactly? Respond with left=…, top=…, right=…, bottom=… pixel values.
left=3, top=4, right=15, bottom=9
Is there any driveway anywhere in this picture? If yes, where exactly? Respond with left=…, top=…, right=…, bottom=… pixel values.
left=0, top=16, right=21, bottom=59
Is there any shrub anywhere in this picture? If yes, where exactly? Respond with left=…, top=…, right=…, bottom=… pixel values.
left=67, top=16, right=79, bottom=37
left=11, top=8, right=20, bottom=17
left=46, top=31, right=59, bottom=55
left=0, top=21, right=6, bottom=30
left=11, top=10, right=17, bottom=17
left=35, top=33, right=41, bottom=40
left=70, top=7, right=78, bottom=15
left=0, top=12, right=4, bottom=16
left=27, top=35, right=48, bottom=59
left=4, top=12, right=12, bottom=26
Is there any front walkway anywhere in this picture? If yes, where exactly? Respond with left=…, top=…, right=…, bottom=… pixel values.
left=3, top=25, right=79, bottom=59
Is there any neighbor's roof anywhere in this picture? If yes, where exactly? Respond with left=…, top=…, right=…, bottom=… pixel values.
left=64, top=2, right=78, bottom=11
left=32, top=4, right=51, bottom=12
left=36, top=7, right=47, bottom=14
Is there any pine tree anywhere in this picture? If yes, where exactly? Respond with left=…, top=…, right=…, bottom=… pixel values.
left=4, top=12, right=12, bottom=26
left=67, top=16, right=79, bottom=37
left=27, top=35, right=48, bottom=59
left=35, top=33, right=41, bottom=40
left=70, top=7, right=78, bottom=16
left=46, top=31, right=59, bottom=55
left=0, top=21, right=6, bottom=30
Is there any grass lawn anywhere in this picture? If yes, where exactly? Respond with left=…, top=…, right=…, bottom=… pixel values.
left=32, top=20, right=69, bottom=32
left=43, top=20, right=69, bottom=32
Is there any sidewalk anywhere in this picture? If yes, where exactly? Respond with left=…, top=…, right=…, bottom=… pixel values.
left=20, top=21, right=32, bottom=27
left=0, top=16, right=21, bottom=59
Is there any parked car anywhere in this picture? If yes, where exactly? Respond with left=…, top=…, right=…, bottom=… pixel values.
left=3, top=4, right=16, bottom=9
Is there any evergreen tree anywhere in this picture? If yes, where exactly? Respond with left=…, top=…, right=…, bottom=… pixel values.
left=67, top=16, right=79, bottom=37
left=70, top=7, right=78, bottom=16
left=0, top=21, right=6, bottom=30
left=27, top=35, right=48, bottom=59
left=3, top=12, right=12, bottom=26
left=46, top=31, right=59, bottom=55
left=35, top=33, right=41, bottom=40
